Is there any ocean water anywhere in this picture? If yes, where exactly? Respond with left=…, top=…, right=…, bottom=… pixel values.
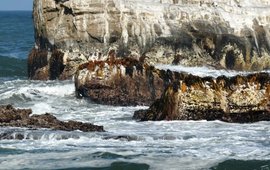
left=0, top=11, right=32, bottom=79
left=0, top=11, right=270, bottom=170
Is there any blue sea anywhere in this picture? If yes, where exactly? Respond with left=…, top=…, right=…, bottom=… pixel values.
left=0, top=11, right=32, bottom=79
left=0, top=11, right=270, bottom=170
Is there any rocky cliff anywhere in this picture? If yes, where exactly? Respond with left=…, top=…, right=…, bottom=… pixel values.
left=29, top=0, right=270, bottom=80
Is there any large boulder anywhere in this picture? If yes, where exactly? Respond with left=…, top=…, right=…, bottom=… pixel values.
left=29, top=0, right=270, bottom=80
left=75, top=57, right=169, bottom=106
left=133, top=72, right=270, bottom=123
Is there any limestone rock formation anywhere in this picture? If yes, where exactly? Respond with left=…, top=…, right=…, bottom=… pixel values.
left=133, top=72, right=270, bottom=123
left=0, top=105, right=104, bottom=132
left=29, top=0, right=270, bottom=80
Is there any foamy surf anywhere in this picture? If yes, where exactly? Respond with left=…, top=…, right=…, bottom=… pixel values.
left=1, top=70, right=270, bottom=170
left=156, top=64, right=270, bottom=78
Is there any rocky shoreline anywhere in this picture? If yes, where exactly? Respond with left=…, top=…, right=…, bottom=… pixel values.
left=0, top=105, right=104, bottom=132
left=24, top=0, right=270, bottom=124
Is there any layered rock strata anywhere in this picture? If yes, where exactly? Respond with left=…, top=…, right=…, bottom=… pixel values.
left=29, top=0, right=270, bottom=80
left=133, top=73, right=270, bottom=123
left=0, top=105, right=104, bottom=132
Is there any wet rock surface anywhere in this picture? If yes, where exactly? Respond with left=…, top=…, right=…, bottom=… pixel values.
left=28, top=48, right=66, bottom=80
left=133, top=73, right=270, bottom=123
left=0, top=105, right=104, bottom=132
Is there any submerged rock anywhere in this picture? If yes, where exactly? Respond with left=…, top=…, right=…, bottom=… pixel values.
left=103, top=135, right=143, bottom=141
left=29, top=0, right=270, bottom=80
left=133, top=73, right=270, bottom=123
left=0, top=105, right=104, bottom=132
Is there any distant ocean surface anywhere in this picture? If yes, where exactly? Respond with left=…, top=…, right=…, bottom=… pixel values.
left=0, top=11, right=270, bottom=170
left=0, top=11, right=33, bottom=79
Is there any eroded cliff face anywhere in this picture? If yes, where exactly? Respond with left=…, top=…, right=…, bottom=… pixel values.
left=29, top=0, right=270, bottom=79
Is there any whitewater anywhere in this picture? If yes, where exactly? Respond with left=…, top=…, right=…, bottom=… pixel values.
left=0, top=11, right=270, bottom=170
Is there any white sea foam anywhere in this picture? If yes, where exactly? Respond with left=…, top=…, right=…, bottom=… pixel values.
left=31, top=103, right=56, bottom=115
left=156, top=64, right=270, bottom=78
left=36, top=82, right=75, bottom=97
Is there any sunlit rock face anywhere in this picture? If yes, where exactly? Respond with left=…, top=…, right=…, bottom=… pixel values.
left=29, top=0, right=270, bottom=79
left=133, top=72, right=270, bottom=123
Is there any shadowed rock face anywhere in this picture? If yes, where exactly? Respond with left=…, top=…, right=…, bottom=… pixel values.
left=0, top=105, right=104, bottom=132
left=28, top=49, right=65, bottom=80
left=29, top=0, right=270, bottom=80
left=133, top=73, right=270, bottom=123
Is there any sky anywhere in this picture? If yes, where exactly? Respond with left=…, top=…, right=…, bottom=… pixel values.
left=0, top=0, right=33, bottom=11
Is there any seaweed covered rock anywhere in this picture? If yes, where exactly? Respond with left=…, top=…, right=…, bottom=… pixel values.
left=29, top=0, right=270, bottom=80
left=0, top=105, right=104, bottom=132
left=134, top=73, right=270, bottom=123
